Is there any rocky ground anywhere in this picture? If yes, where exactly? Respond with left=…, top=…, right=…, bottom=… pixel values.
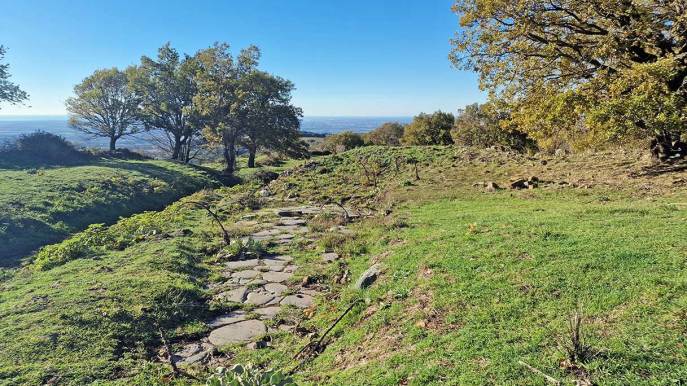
left=171, top=201, right=355, bottom=368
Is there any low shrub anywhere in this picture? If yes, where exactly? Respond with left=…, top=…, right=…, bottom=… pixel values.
left=364, top=122, right=405, bottom=146
left=322, top=131, right=365, bottom=154
left=0, top=131, right=90, bottom=166
left=207, top=364, right=295, bottom=386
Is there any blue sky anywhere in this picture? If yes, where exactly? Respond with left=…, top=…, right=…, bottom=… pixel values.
left=0, top=0, right=484, bottom=117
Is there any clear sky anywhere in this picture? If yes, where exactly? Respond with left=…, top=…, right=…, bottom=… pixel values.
left=0, top=0, right=485, bottom=117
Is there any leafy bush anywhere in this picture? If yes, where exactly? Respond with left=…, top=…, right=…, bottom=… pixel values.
left=206, top=364, right=295, bottom=386
left=0, top=131, right=89, bottom=166
left=402, top=111, right=454, bottom=145
left=322, top=131, right=365, bottom=154
left=364, top=122, right=405, bottom=146
left=451, top=103, right=537, bottom=152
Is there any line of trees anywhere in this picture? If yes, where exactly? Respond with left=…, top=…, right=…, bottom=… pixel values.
left=65, top=42, right=305, bottom=173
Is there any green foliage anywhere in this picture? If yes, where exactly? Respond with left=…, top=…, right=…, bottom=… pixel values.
left=66, top=67, right=142, bottom=150
left=402, top=111, right=454, bottom=145
left=0, top=131, right=90, bottom=166
left=451, top=0, right=687, bottom=150
left=322, top=131, right=365, bottom=154
left=364, top=122, right=405, bottom=146
left=207, top=364, right=295, bottom=386
left=451, top=103, right=536, bottom=152
left=0, top=45, right=28, bottom=108
left=0, top=159, right=218, bottom=265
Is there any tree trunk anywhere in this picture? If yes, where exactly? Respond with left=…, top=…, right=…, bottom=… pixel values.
left=109, top=136, right=117, bottom=151
left=248, top=145, right=257, bottom=168
left=222, top=130, right=236, bottom=175
left=171, top=134, right=182, bottom=161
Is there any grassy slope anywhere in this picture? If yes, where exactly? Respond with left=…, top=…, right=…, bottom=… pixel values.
left=0, top=158, right=219, bottom=265
left=246, top=146, right=687, bottom=385
left=2, top=147, right=687, bottom=385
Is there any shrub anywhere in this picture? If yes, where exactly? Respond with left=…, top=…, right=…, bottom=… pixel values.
left=402, top=111, right=454, bottom=145
left=451, top=103, right=537, bottom=152
left=0, top=131, right=89, bottom=166
left=322, top=131, right=365, bottom=154
left=364, top=122, right=405, bottom=146
left=206, top=364, right=295, bottom=386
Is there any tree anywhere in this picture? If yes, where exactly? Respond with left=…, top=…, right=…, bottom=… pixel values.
left=240, top=71, right=305, bottom=168
left=0, top=45, right=28, bottom=109
left=451, top=103, right=536, bottom=152
left=364, top=122, right=405, bottom=146
left=402, top=111, right=454, bottom=145
left=66, top=68, right=142, bottom=151
left=322, top=131, right=365, bottom=154
left=131, top=43, right=200, bottom=162
left=192, top=43, right=260, bottom=174
left=451, top=0, right=687, bottom=154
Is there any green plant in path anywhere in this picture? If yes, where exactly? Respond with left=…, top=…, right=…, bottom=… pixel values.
left=207, top=364, right=295, bottom=386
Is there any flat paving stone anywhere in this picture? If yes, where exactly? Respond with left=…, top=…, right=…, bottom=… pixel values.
left=254, top=306, right=281, bottom=319
left=283, top=265, right=298, bottom=273
left=278, top=218, right=306, bottom=226
left=225, top=259, right=261, bottom=270
left=174, top=342, right=215, bottom=366
left=264, top=282, right=288, bottom=296
left=252, top=229, right=282, bottom=237
left=208, top=311, right=248, bottom=328
left=263, top=271, right=293, bottom=283
left=216, top=287, right=248, bottom=303
left=245, top=291, right=275, bottom=306
left=281, top=293, right=314, bottom=309
left=208, top=320, right=267, bottom=346
left=232, top=270, right=261, bottom=279
left=272, top=255, right=294, bottom=262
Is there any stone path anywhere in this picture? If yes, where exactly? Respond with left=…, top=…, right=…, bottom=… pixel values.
left=173, top=204, right=349, bottom=366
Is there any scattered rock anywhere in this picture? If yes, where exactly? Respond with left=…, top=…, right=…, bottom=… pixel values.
left=264, top=282, right=288, bottom=296
left=245, top=291, right=275, bottom=306
left=275, top=209, right=303, bottom=217
left=208, top=320, right=267, bottom=346
left=510, top=176, right=539, bottom=190
left=278, top=218, right=306, bottom=226
left=258, top=188, right=271, bottom=197
left=173, top=342, right=215, bottom=366
left=232, top=270, right=261, bottom=280
left=216, top=287, right=248, bottom=303
left=281, top=293, right=314, bottom=308
left=485, top=181, right=500, bottom=192
left=208, top=311, right=248, bottom=328
left=263, top=271, right=293, bottom=283
left=355, top=264, right=381, bottom=289
left=225, top=259, right=260, bottom=270
left=254, top=306, right=281, bottom=319
left=322, top=252, right=340, bottom=262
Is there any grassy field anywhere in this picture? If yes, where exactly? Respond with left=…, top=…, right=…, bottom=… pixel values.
left=2, top=146, right=687, bottom=385
left=0, top=158, right=220, bottom=265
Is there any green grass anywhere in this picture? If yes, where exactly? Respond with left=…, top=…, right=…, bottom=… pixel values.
left=0, top=158, right=220, bottom=265
left=3, top=146, right=687, bottom=385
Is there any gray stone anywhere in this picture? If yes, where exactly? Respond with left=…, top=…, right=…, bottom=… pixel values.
left=322, top=252, right=339, bottom=262
left=208, top=320, right=267, bottom=346
left=225, top=259, right=260, bottom=270
left=355, top=264, right=381, bottom=289
left=252, top=229, right=282, bottom=238
left=275, top=233, right=295, bottom=240
left=232, top=270, right=261, bottom=279
left=208, top=311, right=248, bottom=328
left=245, top=291, right=275, bottom=306
left=268, top=264, right=285, bottom=272
left=272, top=255, right=294, bottom=262
left=217, top=287, right=248, bottom=303
left=283, top=265, right=298, bottom=273
left=263, top=271, right=293, bottom=283
left=275, top=209, right=303, bottom=217
left=254, top=306, right=281, bottom=319
left=264, top=282, right=288, bottom=296
left=281, top=293, right=314, bottom=309
left=278, top=218, right=306, bottom=226
left=174, top=342, right=214, bottom=366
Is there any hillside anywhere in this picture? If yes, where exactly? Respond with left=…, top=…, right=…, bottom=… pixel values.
left=2, top=146, right=687, bottom=385
left=0, top=158, right=220, bottom=266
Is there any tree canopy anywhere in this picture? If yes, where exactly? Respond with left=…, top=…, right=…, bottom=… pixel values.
left=130, top=43, right=200, bottom=162
left=0, top=46, right=28, bottom=109
left=402, top=111, right=455, bottom=146
left=364, top=122, right=405, bottom=146
left=66, top=68, right=142, bottom=151
left=451, top=0, right=687, bottom=151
